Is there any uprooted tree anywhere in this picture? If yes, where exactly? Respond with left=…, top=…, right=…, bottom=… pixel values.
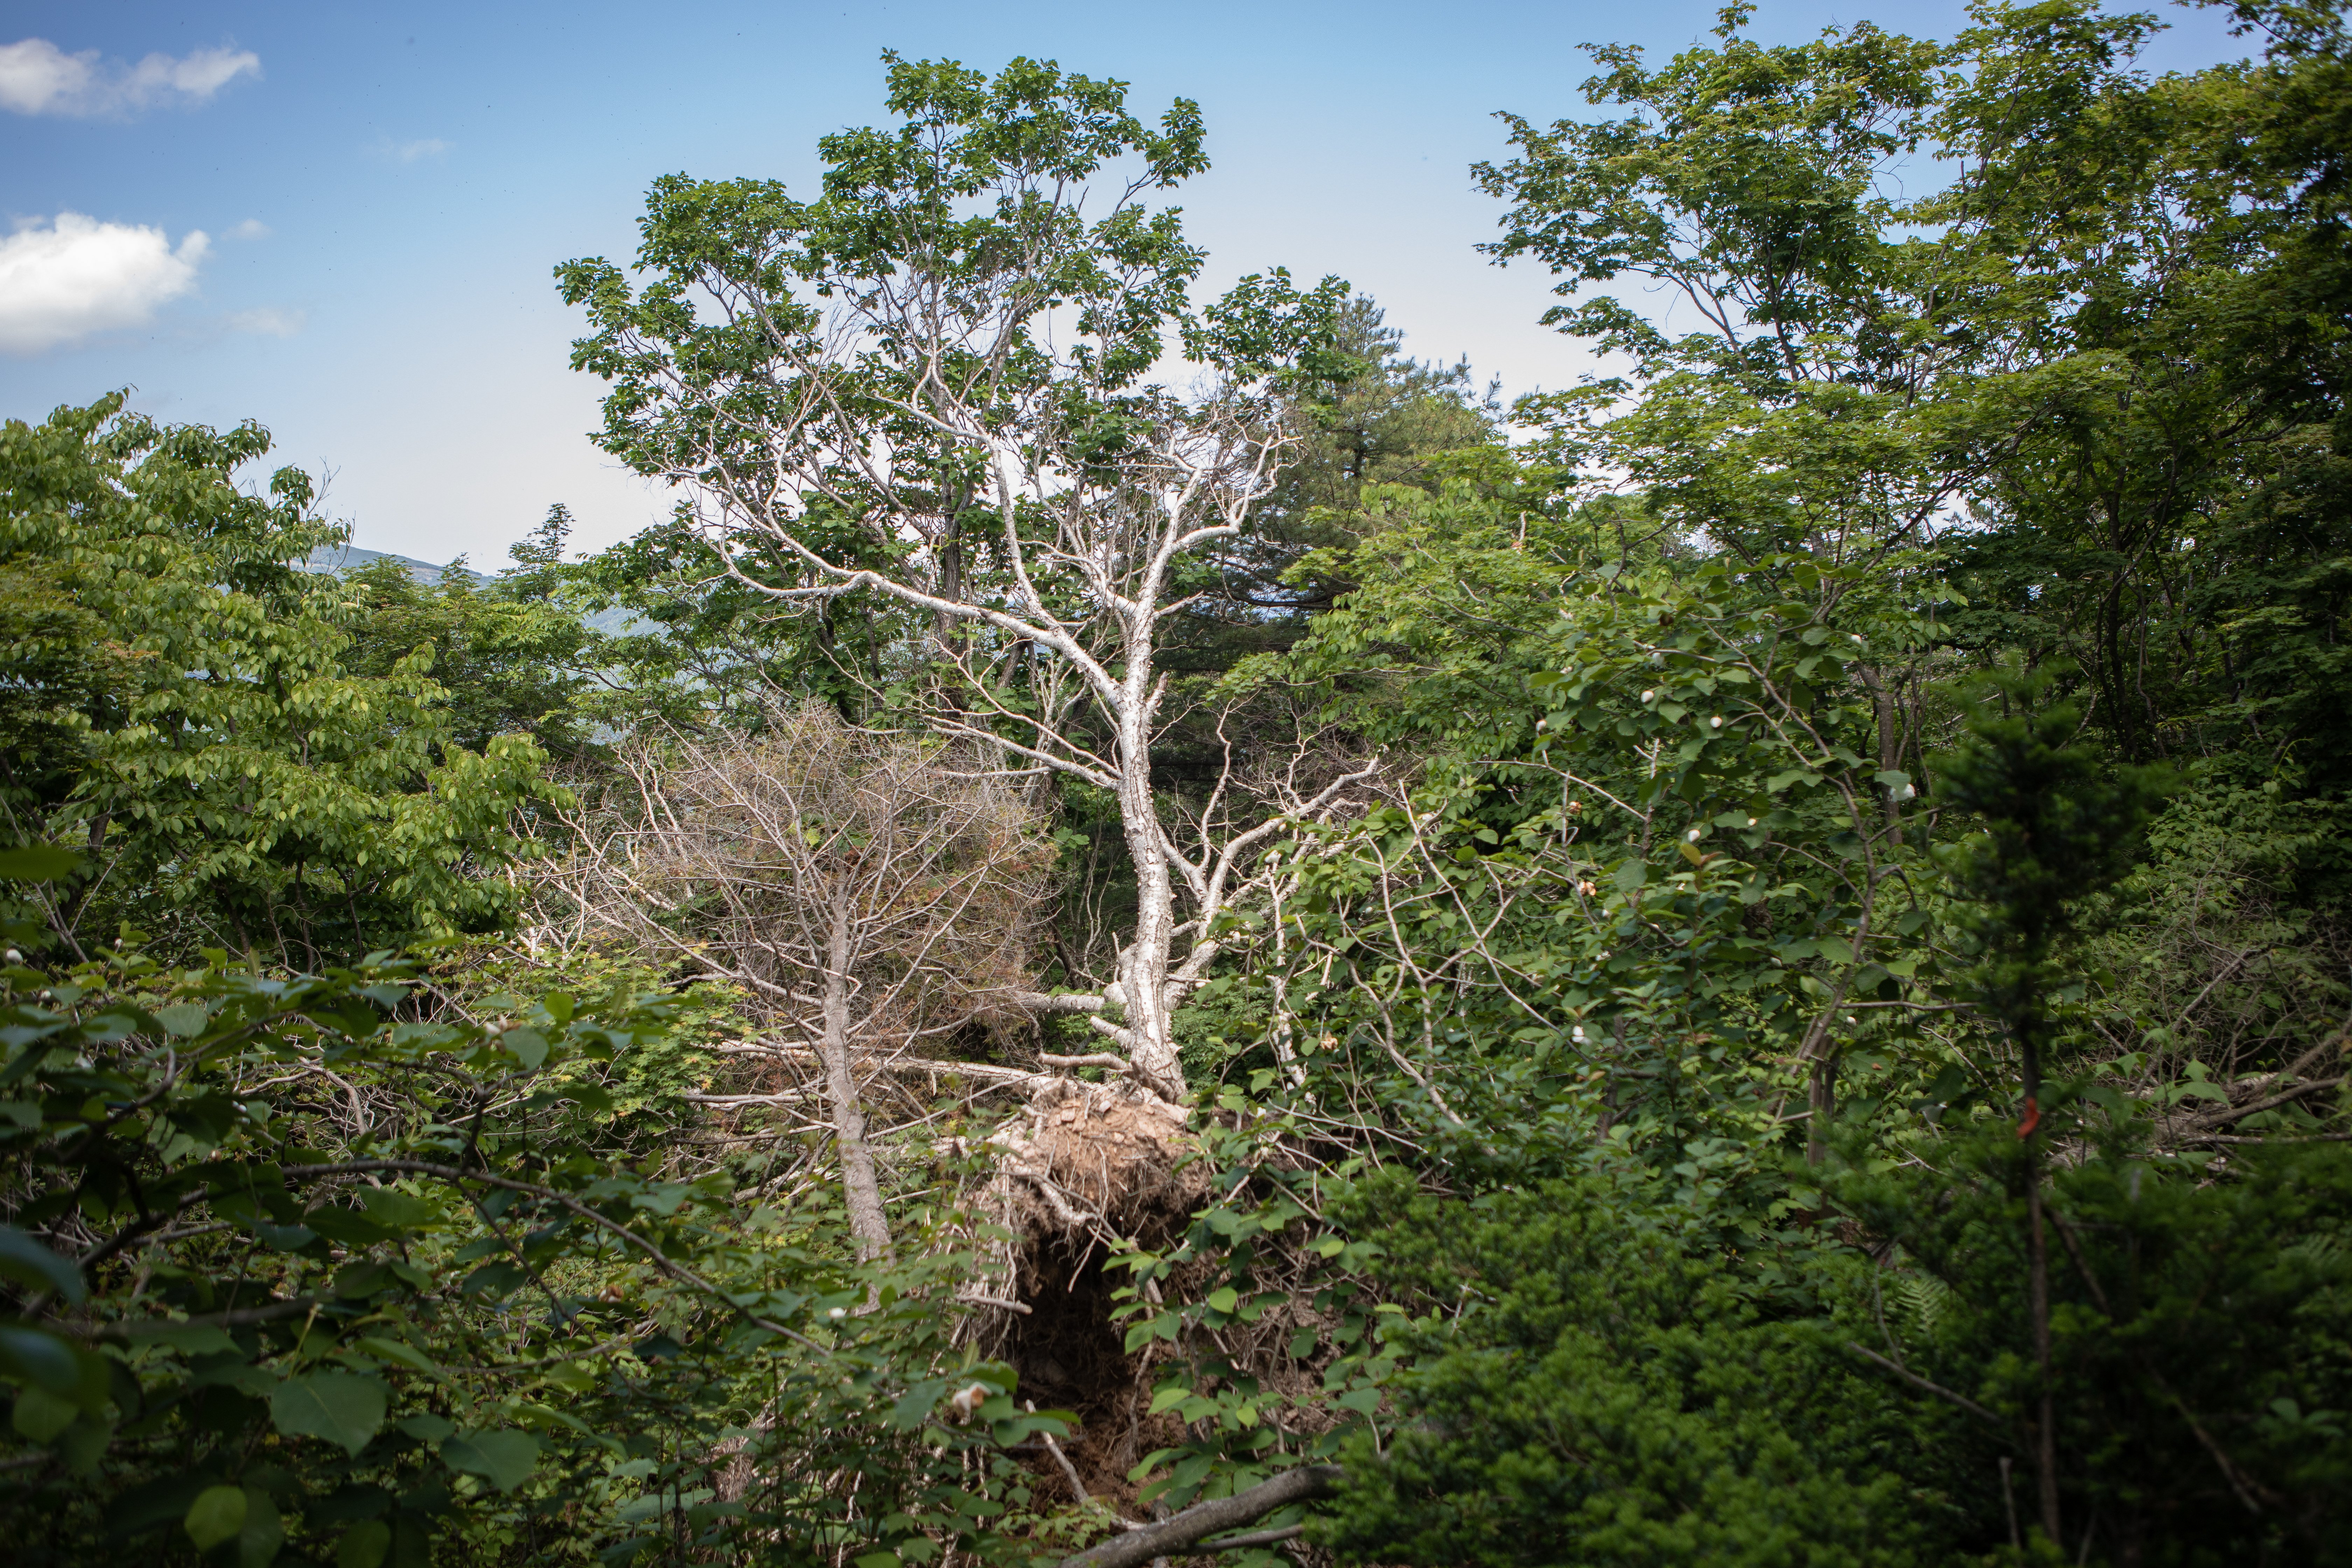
left=557, top=55, right=1372, bottom=1099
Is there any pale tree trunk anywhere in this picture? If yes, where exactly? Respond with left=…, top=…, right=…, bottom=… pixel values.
left=1112, top=676, right=1185, bottom=1099
left=821, top=895, right=893, bottom=1264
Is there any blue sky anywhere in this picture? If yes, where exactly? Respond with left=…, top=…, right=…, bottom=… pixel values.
left=4, top=0, right=2250, bottom=568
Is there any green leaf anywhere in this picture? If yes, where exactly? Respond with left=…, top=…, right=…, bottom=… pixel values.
left=12, top=1384, right=78, bottom=1441
left=0, top=845, right=83, bottom=882
left=503, top=1028, right=549, bottom=1071
left=355, top=1188, right=437, bottom=1231
left=460, top=1261, right=530, bottom=1300
left=0, top=1224, right=85, bottom=1303
left=59, top=1407, right=115, bottom=1474
left=186, top=1485, right=248, bottom=1551
left=338, top=1520, right=391, bottom=1568
left=304, top=1208, right=395, bottom=1246
left=397, top=1413, right=455, bottom=1442
left=252, top=1221, right=316, bottom=1251
left=1206, top=1286, right=1238, bottom=1314
left=332, top=1260, right=397, bottom=1298
left=233, top=1487, right=284, bottom=1568
left=121, top=1320, right=240, bottom=1356
left=351, top=1337, right=440, bottom=1374
left=156, top=1003, right=210, bottom=1037
left=0, top=1325, right=83, bottom=1397
left=271, top=1372, right=389, bottom=1457
left=440, top=1428, right=541, bottom=1492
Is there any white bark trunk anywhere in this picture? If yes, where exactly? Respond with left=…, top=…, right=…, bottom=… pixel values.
left=1113, top=652, right=1185, bottom=1099
left=822, top=897, right=893, bottom=1263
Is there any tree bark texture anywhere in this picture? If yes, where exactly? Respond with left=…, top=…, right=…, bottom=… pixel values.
left=824, top=897, right=893, bottom=1264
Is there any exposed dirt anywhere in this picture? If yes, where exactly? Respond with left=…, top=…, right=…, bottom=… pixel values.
left=961, top=1075, right=1212, bottom=1499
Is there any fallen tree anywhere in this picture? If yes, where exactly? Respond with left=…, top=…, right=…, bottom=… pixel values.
left=1057, top=1464, right=1344, bottom=1568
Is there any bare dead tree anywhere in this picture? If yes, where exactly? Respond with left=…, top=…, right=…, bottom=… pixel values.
left=551, top=703, right=1054, bottom=1260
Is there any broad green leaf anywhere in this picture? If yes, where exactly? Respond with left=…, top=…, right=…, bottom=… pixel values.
left=0, top=1325, right=83, bottom=1397
left=332, top=1260, right=397, bottom=1297
left=186, top=1485, right=248, bottom=1551
left=460, top=1261, right=530, bottom=1300
left=271, top=1372, right=389, bottom=1457
left=12, top=1384, right=78, bottom=1441
left=304, top=1208, right=396, bottom=1246
left=351, top=1336, right=440, bottom=1374
left=337, top=1520, right=390, bottom=1568
left=355, top=1188, right=437, bottom=1230
left=233, top=1487, right=284, bottom=1568
left=440, top=1427, right=541, bottom=1492
left=156, top=1003, right=210, bottom=1037
left=502, top=1028, right=550, bottom=1070
left=121, top=1320, right=240, bottom=1356
left=59, top=1407, right=114, bottom=1474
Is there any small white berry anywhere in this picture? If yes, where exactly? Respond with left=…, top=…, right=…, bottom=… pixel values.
left=1640, top=690, right=1656, bottom=703
left=1709, top=715, right=1724, bottom=729
left=827, top=1307, right=847, bottom=1321
left=1686, top=828, right=1703, bottom=842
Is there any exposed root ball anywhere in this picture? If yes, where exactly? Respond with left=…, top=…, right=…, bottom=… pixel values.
left=958, top=1076, right=1209, bottom=1489
left=989, top=1076, right=1206, bottom=1234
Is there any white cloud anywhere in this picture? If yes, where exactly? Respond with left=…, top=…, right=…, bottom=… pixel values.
left=0, top=38, right=259, bottom=118
left=225, top=306, right=306, bottom=338
left=373, top=136, right=452, bottom=164
left=0, top=213, right=209, bottom=355
left=227, top=218, right=272, bottom=240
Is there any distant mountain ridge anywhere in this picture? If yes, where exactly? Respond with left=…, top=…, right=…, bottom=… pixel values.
left=301, top=544, right=486, bottom=584
left=302, top=542, right=641, bottom=635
